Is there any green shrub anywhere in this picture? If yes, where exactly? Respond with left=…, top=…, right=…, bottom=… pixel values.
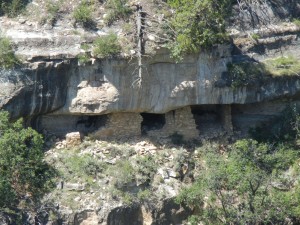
left=251, top=33, right=260, bottom=40
left=0, top=36, right=19, bottom=69
left=166, top=0, right=233, bottom=61
left=0, top=111, right=57, bottom=212
left=62, top=154, right=106, bottom=180
left=227, top=61, right=266, bottom=88
left=134, top=156, right=157, bottom=186
left=77, top=53, right=90, bottom=65
left=137, top=189, right=151, bottom=202
left=93, top=33, right=121, bottom=58
left=108, top=160, right=135, bottom=190
left=77, top=44, right=91, bottom=65
left=104, top=0, right=132, bottom=25
left=176, top=139, right=300, bottom=225
left=0, top=0, right=29, bottom=17
left=73, top=1, right=94, bottom=28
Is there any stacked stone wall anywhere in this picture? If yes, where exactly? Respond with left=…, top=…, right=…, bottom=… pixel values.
left=220, top=105, right=233, bottom=133
left=149, top=106, right=199, bottom=140
left=93, top=113, right=143, bottom=139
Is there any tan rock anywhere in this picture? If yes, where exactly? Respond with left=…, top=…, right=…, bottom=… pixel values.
left=65, top=132, right=81, bottom=147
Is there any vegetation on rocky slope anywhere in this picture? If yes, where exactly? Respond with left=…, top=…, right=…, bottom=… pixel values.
left=177, top=140, right=300, bottom=224
left=176, top=104, right=300, bottom=224
left=1, top=0, right=300, bottom=223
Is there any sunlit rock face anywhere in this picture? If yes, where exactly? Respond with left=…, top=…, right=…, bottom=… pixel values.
left=3, top=46, right=300, bottom=121
left=0, top=61, right=71, bottom=119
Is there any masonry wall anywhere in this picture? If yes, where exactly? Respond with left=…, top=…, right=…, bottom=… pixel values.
left=220, top=105, right=233, bottom=133
left=149, top=106, right=199, bottom=140
left=92, top=113, right=143, bottom=139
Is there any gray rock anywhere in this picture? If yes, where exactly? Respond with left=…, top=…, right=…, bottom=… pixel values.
left=64, top=183, right=86, bottom=191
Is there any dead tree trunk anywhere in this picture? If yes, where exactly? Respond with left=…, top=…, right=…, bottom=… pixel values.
left=134, top=3, right=144, bottom=87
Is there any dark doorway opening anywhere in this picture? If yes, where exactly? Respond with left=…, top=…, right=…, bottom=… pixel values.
left=140, top=113, right=166, bottom=135
left=191, top=105, right=222, bottom=135
left=76, top=115, right=108, bottom=134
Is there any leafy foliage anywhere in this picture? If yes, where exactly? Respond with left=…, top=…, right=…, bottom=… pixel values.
left=166, top=0, right=232, bottom=61
left=250, top=104, right=300, bottom=142
left=227, top=61, right=267, bottom=88
left=176, top=139, right=300, bottom=225
left=0, top=0, right=29, bottom=17
left=0, top=36, right=19, bottom=69
left=0, top=111, right=57, bottom=213
left=133, top=155, right=157, bottom=186
left=227, top=56, right=300, bottom=88
left=93, top=33, right=121, bottom=58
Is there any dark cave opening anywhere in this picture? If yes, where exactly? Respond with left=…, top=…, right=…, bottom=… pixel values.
left=191, top=105, right=222, bottom=133
left=76, top=115, right=108, bottom=134
left=140, top=113, right=166, bottom=135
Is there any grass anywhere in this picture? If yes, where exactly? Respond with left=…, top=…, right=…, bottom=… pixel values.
left=251, top=33, right=260, bottom=41
left=0, top=36, right=19, bottom=69
left=264, top=56, right=300, bottom=76
left=292, top=18, right=300, bottom=27
left=73, top=0, right=94, bottom=28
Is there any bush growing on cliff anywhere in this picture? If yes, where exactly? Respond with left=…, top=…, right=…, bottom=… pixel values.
left=0, top=36, right=19, bottom=69
left=93, top=33, right=121, bottom=58
left=227, top=61, right=267, bottom=88
left=73, top=0, right=94, bottom=28
left=166, top=0, right=233, bottom=61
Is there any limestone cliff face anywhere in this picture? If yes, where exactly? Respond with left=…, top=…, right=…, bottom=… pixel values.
left=0, top=61, right=71, bottom=119
left=2, top=46, right=300, bottom=120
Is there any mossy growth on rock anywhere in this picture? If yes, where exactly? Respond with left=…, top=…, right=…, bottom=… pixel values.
left=264, top=56, right=300, bottom=76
